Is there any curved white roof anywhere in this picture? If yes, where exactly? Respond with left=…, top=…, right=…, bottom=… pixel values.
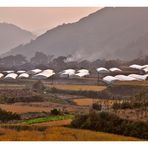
left=143, top=67, right=148, bottom=73
left=109, top=67, right=122, bottom=72
left=18, top=73, right=29, bottom=78
left=0, top=73, right=4, bottom=78
left=77, top=69, right=89, bottom=73
left=75, top=72, right=89, bottom=77
left=3, top=70, right=14, bottom=74
left=115, top=75, right=137, bottom=81
left=129, top=64, right=143, bottom=70
left=4, top=73, right=18, bottom=79
left=128, top=74, right=147, bottom=80
left=142, top=65, right=148, bottom=69
left=17, top=70, right=26, bottom=74
left=102, top=76, right=118, bottom=83
left=96, top=67, right=109, bottom=73
left=27, top=69, right=42, bottom=74
left=60, top=69, right=75, bottom=76
left=75, top=69, right=90, bottom=77
left=33, top=69, right=55, bottom=79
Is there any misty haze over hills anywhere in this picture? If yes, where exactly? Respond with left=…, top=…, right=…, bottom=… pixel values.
left=0, top=23, right=35, bottom=54
left=2, top=7, right=148, bottom=61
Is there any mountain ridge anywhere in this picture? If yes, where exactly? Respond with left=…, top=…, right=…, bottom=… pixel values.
left=0, top=22, right=36, bottom=54
left=2, top=7, right=148, bottom=60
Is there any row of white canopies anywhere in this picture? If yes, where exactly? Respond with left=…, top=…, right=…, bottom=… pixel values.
left=96, top=64, right=148, bottom=73
left=102, top=74, right=148, bottom=84
left=0, top=69, right=55, bottom=80
left=0, top=69, right=90, bottom=80
left=0, top=64, right=147, bottom=80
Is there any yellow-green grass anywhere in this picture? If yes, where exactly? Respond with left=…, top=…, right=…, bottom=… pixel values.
left=48, top=84, right=106, bottom=91
left=0, top=126, right=140, bottom=141
left=22, top=115, right=74, bottom=125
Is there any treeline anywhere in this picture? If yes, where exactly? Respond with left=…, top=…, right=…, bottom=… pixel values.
left=113, top=91, right=148, bottom=110
left=0, top=51, right=148, bottom=71
left=0, top=108, right=20, bottom=122
left=71, top=111, right=148, bottom=139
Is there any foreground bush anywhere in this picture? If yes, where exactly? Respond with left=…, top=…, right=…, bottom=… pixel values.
left=92, top=103, right=102, bottom=111
left=50, top=108, right=61, bottom=115
left=71, top=112, right=148, bottom=139
left=0, top=108, right=20, bottom=122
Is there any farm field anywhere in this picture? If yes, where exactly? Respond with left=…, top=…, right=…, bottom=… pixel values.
left=0, top=101, right=88, bottom=114
left=0, top=103, right=50, bottom=114
left=0, top=79, right=147, bottom=141
left=0, top=126, right=139, bottom=141
left=47, top=84, right=106, bottom=91
left=73, top=98, right=123, bottom=106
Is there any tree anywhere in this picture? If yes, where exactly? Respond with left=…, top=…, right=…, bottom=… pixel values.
left=30, top=52, right=49, bottom=66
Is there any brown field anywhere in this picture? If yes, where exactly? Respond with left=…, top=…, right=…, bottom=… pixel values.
left=32, top=119, right=72, bottom=126
left=0, top=126, right=139, bottom=141
left=115, top=80, right=148, bottom=86
left=0, top=103, right=50, bottom=114
left=0, top=101, right=88, bottom=114
left=48, top=84, right=106, bottom=91
left=73, top=98, right=124, bottom=106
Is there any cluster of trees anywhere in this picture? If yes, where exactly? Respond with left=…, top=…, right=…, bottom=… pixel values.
left=71, top=111, right=148, bottom=139
left=0, top=108, right=20, bottom=122
left=1, top=51, right=148, bottom=71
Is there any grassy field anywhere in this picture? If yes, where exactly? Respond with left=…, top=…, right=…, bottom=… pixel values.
left=22, top=115, right=74, bottom=124
left=0, top=126, right=140, bottom=141
left=48, top=84, right=106, bottom=91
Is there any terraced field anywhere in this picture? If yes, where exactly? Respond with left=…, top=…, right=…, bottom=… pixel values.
left=48, top=84, right=106, bottom=91
left=0, top=126, right=139, bottom=141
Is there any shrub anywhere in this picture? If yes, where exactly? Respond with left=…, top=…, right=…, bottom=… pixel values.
left=0, top=108, right=20, bottom=122
left=50, top=108, right=61, bottom=115
left=92, top=103, right=102, bottom=111
left=71, top=111, right=148, bottom=139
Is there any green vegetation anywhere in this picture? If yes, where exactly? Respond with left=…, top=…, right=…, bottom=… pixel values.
left=0, top=108, right=20, bottom=122
left=23, top=115, right=74, bottom=125
left=50, top=108, right=61, bottom=115
left=71, top=111, right=148, bottom=139
left=92, top=103, right=102, bottom=110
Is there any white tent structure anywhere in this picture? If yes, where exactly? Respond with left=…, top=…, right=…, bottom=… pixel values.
left=4, top=73, right=18, bottom=79
left=114, top=75, right=137, bottom=81
left=109, top=67, right=122, bottom=72
left=142, top=65, right=148, bottom=69
left=102, top=76, right=118, bottom=84
left=17, top=70, right=26, bottom=74
left=128, top=74, right=148, bottom=80
left=0, top=73, right=4, bottom=78
left=27, top=69, right=42, bottom=75
left=3, top=70, right=14, bottom=74
left=129, top=64, right=143, bottom=70
left=32, top=69, right=55, bottom=79
left=96, top=67, right=109, bottom=73
left=75, top=69, right=90, bottom=77
left=59, top=69, right=75, bottom=78
left=143, top=67, right=148, bottom=73
left=18, top=73, right=29, bottom=79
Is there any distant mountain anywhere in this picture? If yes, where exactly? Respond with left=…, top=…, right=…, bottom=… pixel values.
left=0, top=23, right=35, bottom=54
left=2, top=8, right=148, bottom=60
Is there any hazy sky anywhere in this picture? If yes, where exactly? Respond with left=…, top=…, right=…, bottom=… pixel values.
left=0, top=7, right=100, bottom=35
